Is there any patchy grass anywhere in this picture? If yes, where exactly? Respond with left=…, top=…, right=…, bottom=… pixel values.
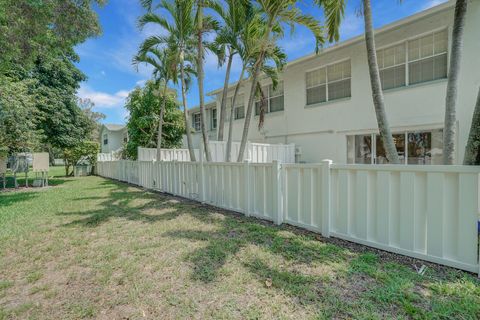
left=0, top=174, right=479, bottom=319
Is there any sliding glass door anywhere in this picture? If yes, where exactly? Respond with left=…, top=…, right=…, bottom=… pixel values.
left=347, top=129, right=443, bottom=165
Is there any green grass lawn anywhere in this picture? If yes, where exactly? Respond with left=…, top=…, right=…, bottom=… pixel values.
left=1, top=174, right=479, bottom=319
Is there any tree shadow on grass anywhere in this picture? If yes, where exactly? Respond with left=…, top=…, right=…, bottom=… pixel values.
left=0, top=191, right=39, bottom=208
left=3, top=175, right=71, bottom=189
left=58, top=180, right=193, bottom=227
left=162, top=214, right=350, bottom=283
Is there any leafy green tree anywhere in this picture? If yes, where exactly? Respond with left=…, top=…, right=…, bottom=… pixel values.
left=133, top=46, right=175, bottom=162
left=63, top=140, right=100, bottom=176
left=30, top=55, right=94, bottom=151
left=124, top=80, right=185, bottom=160
left=0, top=76, right=41, bottom=153
left=79, top=98, right=106, bottom=142
left=0, top=0, right=105, bottom=73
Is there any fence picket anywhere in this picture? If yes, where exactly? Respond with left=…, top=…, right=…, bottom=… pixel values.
left=96, top=159, right=480, bottom=274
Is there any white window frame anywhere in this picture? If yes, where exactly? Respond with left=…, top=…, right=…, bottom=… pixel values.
left=255, top=81, right=284, bottom=115
left=210, top=108, right=217, bottom=130
left=375, top=27, right=449, bottom=89
left=233, top=95, right=245, bottom=120
left=103, top=133, right=108, bottom=145
left=192, top=113, right=201, bottom=131
left=347, top=126, right=444, bottom=165
left=305, top=59, right=351, bottom=106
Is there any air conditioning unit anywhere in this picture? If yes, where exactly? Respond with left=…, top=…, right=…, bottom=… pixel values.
left=295, top=146, right=302, bottom=163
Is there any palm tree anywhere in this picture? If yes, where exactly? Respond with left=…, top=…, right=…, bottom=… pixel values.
left=225, top=14, right=286, bottom=162
left=138, top=0, right=197, bottom=161
left=362, top=0, right=400, bottom=164
left=195, top=0, right=212, bottom=161
left=236, top=0, right=324, bottom=162
left=443, top=0, right=468, bottom=165
left=132, top=47, right=173, bottom=162
left=463, top=88, right=480, bottom=165
left=210, top=0, right=253, bottom=142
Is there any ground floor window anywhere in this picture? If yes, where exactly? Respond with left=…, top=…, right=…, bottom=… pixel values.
left=347, top=129, right=443, bottom=165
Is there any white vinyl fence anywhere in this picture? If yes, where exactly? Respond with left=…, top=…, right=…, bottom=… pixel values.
left=137, top=147, right=200, bottom=162
left=137, top=142, right=295, bottom=163
left=97, top=152, right=121, bottom=162
left=96, top=160, right=480, bottom=274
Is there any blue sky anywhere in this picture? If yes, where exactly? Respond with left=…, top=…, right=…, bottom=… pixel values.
left=75, top=0, right=447, bottom=125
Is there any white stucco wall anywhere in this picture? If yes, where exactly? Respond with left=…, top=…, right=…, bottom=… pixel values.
left=187, top=1, right=480, bottom=164
left=100, top=127, right=127, bottom=153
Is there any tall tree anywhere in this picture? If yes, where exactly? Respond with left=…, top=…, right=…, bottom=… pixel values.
left=225, top=14, right=286, bottom=162
left=0, top=0, right=105, bottom=74
left=0, top=77, right=40, bottom=153
left=133, top=47, right=174, bottom=161
left=139, top=0, right=198, bottom=161
left=124, top=80, right=185, bottom=160
left=195, top=0, right=212, bottom=161
left=236, top=0, right=323, bottom=162
left=79, top=98, right=106, bottom=142
left=463, top=88, right=480, bottom=165
left=443, top=0, right=468, bottom=164
left=210, top=0, right=253, bottom=142
left=362, top=0, right=400, bottom=164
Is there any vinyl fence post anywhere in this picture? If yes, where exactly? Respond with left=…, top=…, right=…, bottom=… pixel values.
left=244, top=160, right=250, bottom=217
left=199, top=160, right=205, bottom=203
left=321, top=159, right=332, bottom=237
left=272, top=160, right=283, bottom=225
left=172, top=160, right=178, bottom=196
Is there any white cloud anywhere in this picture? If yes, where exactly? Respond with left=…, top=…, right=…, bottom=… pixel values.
left=77, top=85, right=131, bottom=109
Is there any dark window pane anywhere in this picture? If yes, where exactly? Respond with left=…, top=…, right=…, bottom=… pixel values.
left=380, top=65, right=406, bottom=90
left=354, top=135, right=373, bottom=164
left=328, top=79, right=351, bottom=101
left=270, top=96, right=284, bottom=112
left=375, top=134, right=405, bottom=164
left=306, top=85, right=326, bottom=105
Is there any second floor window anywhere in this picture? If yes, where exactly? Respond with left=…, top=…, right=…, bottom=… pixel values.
left=192, top=113, right=201, bottom=131
left=377, top=43, right=406, bottom=90
left=103, top=134, right=108, bottom=145
left=377, top=29, right=448, bottom=90
left=306, top=60, right=351, bottom=106
left=211, top=108, right=217, bottom=130
left=233, top=94, right=245, bottom=120
left=255, top=81, right=284, bottom=115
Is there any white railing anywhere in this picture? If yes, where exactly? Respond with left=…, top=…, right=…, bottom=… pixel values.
left=97, top=152, right=121, bottom=162
left=137, top=147, right=199, bottom=162
left=136, top=142, right=295, bottom=163
left=96, top=160, right=480, bottom=274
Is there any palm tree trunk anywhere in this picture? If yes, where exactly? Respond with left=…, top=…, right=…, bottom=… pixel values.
left=156, top=82, right=168, bottom=161
left=180, top=62, right=196, bottom=162
left=363, top=0, right=400, bottom=164
left=197, top=0, right=212, bottom=161
left=237, top=57, right=263, bottom=162
left=463, top=87, right=480, bottom=165
left=226, top=65, right=245, bottom=162
left=218, top=50, right=234, bottom=141
left=443, top=0, right=468, bottom=165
